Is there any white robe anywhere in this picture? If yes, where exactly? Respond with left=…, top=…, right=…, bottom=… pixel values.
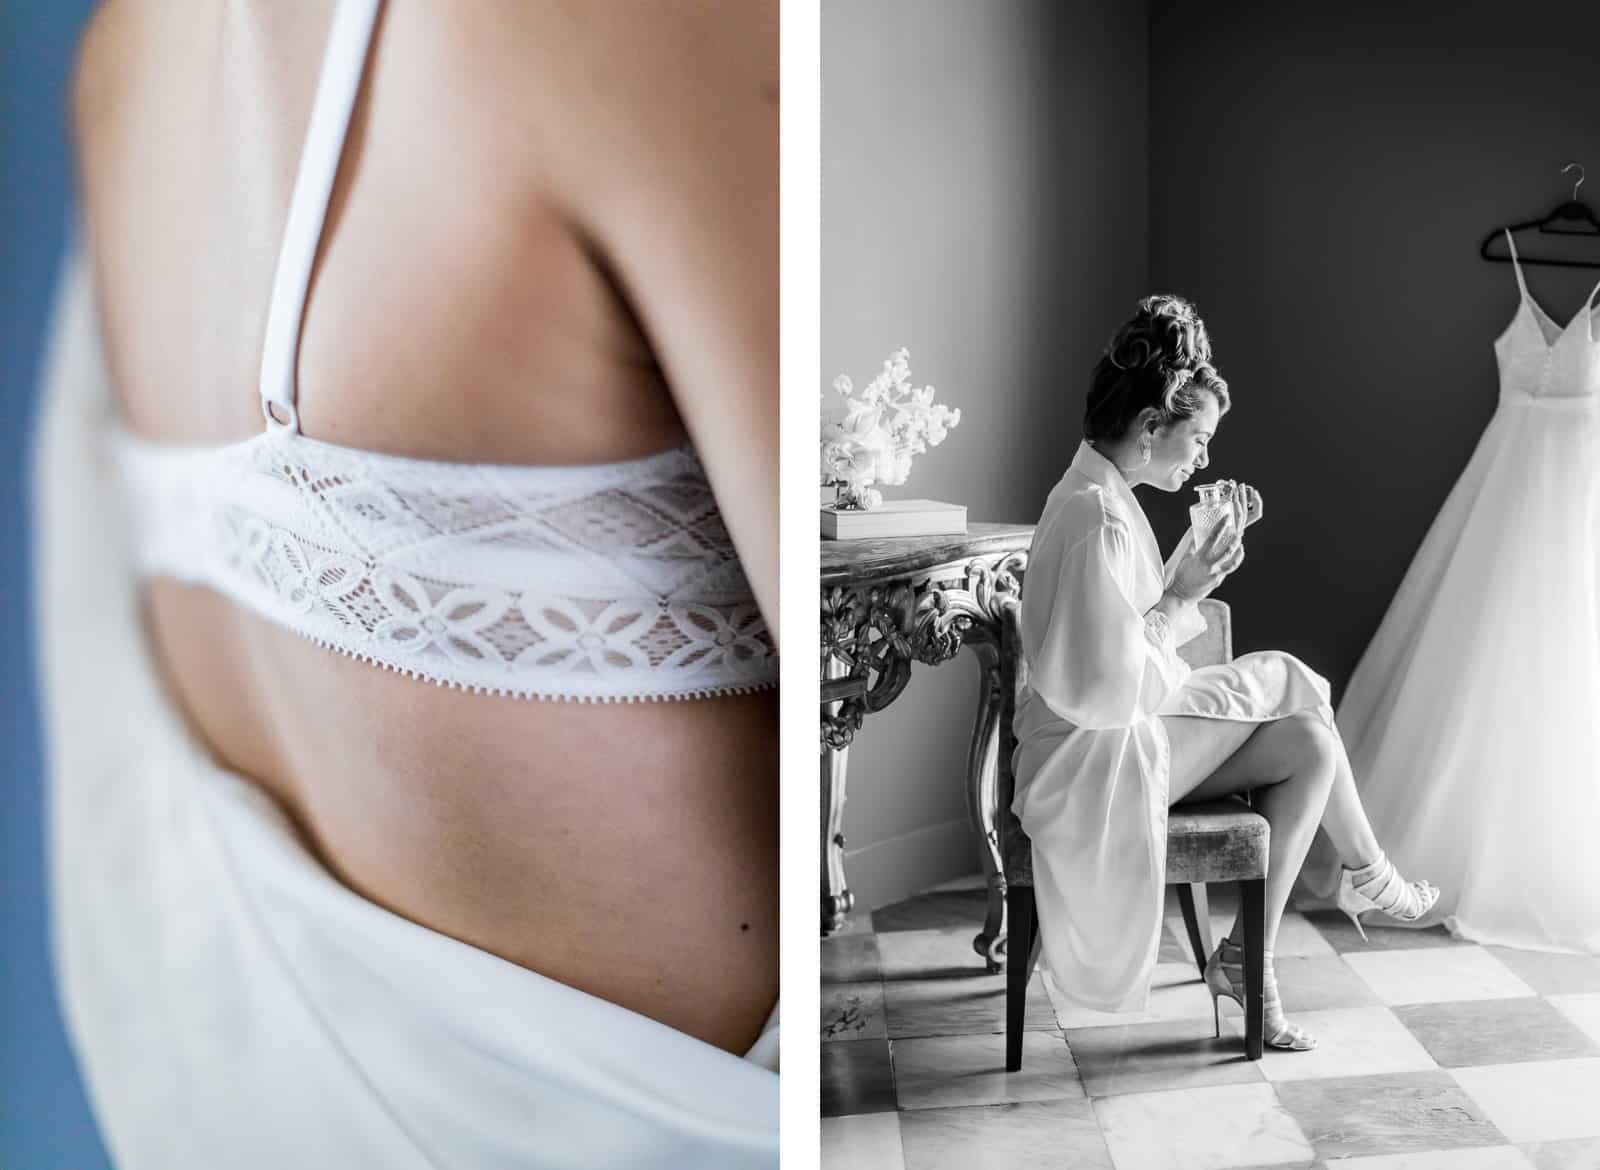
left=33, top=237, right=779, bottom=1168
left=1011, top=442, right=1334, bottom=1012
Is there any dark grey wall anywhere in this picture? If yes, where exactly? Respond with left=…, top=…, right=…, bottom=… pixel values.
left=1146, top=0, right=1600, bottom=694
left=823, top=0, right=1150, bottom=909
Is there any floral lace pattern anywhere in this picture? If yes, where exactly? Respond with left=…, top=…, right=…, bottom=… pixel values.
left=111, top=428, right=777, bottom=701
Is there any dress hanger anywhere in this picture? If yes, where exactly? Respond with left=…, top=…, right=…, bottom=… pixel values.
left=1480, top=162, right=1600, bottom=269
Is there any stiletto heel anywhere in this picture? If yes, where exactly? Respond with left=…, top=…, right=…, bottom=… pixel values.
left=1203, top=938, right=1316, bottom=1052
left=1336, top=852, right=1440, bottom=940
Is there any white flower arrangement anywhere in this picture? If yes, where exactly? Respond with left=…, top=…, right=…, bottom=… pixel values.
left=820, top=348, right=961, bottom=511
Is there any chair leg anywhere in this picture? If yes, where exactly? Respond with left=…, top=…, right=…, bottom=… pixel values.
left=1005, top=884, right=1038, bottom=1072
left=1175, top=883, right=1214, bottom=980
left=1240, top=877, right=1265, bottom=1061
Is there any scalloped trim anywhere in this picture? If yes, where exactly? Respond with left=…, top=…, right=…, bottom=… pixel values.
left=282, top=619, right=777, bottom=703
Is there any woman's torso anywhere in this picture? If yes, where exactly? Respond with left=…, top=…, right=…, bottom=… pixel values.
left=72, top=1, right=776, bottom=1055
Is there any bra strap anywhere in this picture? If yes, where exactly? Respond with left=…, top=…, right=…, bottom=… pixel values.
left=1504, top=228, right=1532, bottom=303
left=258, top=0, right=384, bottom=434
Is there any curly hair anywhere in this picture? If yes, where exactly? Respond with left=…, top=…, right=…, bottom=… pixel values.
left=1083, top=294, right=1231, bottom=442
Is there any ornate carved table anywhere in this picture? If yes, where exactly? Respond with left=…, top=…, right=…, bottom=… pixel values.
left=820, top=523, right=1033, bottom=971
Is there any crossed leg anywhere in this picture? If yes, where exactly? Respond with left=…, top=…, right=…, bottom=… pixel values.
left=1163, top=711, right=1384, bottom=953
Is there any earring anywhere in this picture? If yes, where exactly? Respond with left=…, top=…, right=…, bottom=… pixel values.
left=1139, top=439, right=1152, bottom=465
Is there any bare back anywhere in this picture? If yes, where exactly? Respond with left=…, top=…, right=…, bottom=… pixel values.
left=71, top=1, right=777, bottom=1055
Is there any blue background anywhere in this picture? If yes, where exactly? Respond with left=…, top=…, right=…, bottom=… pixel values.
left=2, top=2, right=113, bottom=1167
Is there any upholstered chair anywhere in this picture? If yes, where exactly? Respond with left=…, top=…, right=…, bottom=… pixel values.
left=999, top=598, right=1267, bottom=1067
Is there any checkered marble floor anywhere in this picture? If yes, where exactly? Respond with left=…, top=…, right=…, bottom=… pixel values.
left=821, top=875, right=1600, bottom=1170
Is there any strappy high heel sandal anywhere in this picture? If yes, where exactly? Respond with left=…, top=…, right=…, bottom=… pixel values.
left=1203, top=939, right=1317, bottom=1052
left=1336, top=851, right=1440, bottom=942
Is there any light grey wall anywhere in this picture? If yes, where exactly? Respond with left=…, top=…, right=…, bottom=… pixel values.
left=822, top=0, right=1151, bottom=911
left=1145, top=0, right=1600, bottom=691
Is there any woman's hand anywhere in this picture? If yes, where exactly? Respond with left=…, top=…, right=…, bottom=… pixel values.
left=1235, top=482, right=1263, bottom=528
left=1168, top=513, right=1245, bottom=602
left=1218, top=480, right=1264, bottom=529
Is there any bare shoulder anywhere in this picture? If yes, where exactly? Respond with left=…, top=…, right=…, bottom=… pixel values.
left=439, top=1, right=776, bottom=100
left=429, top=1, right=775, bottom=194
left=426, top=1, right=779, bottom=626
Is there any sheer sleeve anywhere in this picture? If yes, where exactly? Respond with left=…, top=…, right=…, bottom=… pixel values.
left=1028, top=518, right=1177, bottom=729
left=1161, top=527, right=1209, bottom=648
left=1142, top=608, right=1192, bottom=693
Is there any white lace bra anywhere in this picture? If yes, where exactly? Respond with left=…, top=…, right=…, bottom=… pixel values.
left=109, top=0, right=775, bottom=703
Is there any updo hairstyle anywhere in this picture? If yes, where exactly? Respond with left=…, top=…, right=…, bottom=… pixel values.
left=1083, top=294, right=1231, bottom=442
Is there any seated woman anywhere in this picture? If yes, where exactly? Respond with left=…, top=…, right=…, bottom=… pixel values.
left=1011, top=294, right=1439, bottom=1052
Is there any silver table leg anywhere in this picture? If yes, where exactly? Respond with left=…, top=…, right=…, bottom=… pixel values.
left=821, top=658, right=855, bottom=935
left=967, top=639, right=1007, bottom=973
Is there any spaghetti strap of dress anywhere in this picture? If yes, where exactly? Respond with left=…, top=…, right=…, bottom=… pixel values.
left=1504, top=228, right=1532, bottom=303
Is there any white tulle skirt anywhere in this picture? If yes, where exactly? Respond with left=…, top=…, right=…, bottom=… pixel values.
left=1303, top=393, right=1600, bottom=953
left=34, top=242, right=779, bottom=1167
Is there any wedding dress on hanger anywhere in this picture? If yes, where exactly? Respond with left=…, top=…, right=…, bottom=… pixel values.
left=1302, top=229, right=1600, bottom=954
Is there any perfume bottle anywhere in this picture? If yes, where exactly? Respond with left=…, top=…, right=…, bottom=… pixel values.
left=1190, top=482, right=1235, bottom=547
